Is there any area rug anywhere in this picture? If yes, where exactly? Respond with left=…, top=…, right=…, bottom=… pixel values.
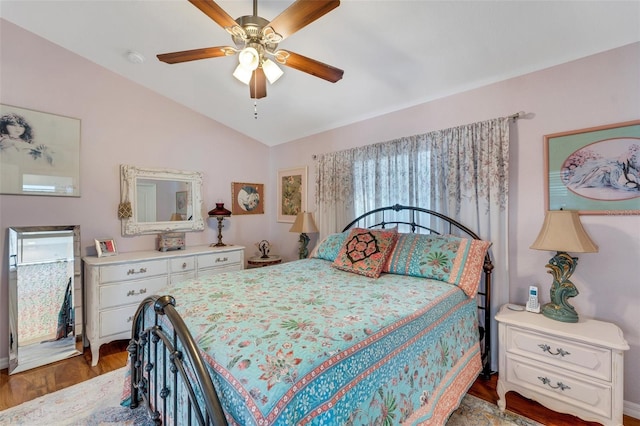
left=0, top=367, right=541, bottom=425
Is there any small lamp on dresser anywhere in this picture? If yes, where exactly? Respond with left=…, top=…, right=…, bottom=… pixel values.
left=208, top=202, right=232, bottom=247
left=530, top=209, right=598, bottom=323
left=289, top=212, right=318, bottom=259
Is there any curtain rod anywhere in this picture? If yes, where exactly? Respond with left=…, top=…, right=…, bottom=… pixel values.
left=312, top=112, right=526, bottom=159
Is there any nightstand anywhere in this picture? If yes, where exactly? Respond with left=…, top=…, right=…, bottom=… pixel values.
left=247, top=255, right=282, bottom=268
left=495, top=304, right=629, bottom=426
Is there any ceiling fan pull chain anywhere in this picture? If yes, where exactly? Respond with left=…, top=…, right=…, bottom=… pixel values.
left=254, top=100, right=258, bottom=120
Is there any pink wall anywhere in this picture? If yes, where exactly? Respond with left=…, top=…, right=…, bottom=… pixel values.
left=0, top=20, right=271, bottom=363
left=270, top=43, right=640, bottom=410
left=2, top=18, right=640, bottom=413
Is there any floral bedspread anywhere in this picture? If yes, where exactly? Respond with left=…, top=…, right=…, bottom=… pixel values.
left=135, top=258, right=481, bottom=425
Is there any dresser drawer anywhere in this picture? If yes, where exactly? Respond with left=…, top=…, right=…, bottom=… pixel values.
left=100, top=259, right=168, bottom=283
left=170, top=256, right=195, bottom=274
left=198, top=263, right=242, bottom=278
left=170, top=271, right=196, bottom=284
left=197, top=251, right=243, bottom=269
left=99, top=304, right=137, bottom=338
left=99, top=276, right=168, bottom=309
left=506, top=356, right=611, bottom=419
left=507, top=326, right=611, bottom=381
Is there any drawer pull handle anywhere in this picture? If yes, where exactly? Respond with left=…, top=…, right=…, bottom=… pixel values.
left=127, top=288, right=148, bottom=296
left=127, top=268, right=147, bottom=275
left=127, top=316, right=133, bottom=323
left=538, top=343, right=570, bottom=357
left=182, top=262, right=187, bottom=269
left=215, top=257, right=228, bottom=263
left=538, top=376, right=571, bottom=391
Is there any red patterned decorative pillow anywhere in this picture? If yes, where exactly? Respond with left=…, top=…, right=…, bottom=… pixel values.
left=332, top=228, right=398, bottom=278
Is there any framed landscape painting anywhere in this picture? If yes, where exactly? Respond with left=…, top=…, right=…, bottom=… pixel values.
left=277, top=166, right=307, bottom=223
left=544, top=120, right=640, bottom=215
left=0, top=104, right=81, bottom=196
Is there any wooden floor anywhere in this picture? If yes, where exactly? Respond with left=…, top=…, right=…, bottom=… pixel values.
left=1, top=341, right=639, bottom=426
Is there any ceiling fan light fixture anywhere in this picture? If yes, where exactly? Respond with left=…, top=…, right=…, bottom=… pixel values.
left=233, top=64, right=253, bottom=85
left=262, top=59, right=284, bottom=84
left=238, top=47, right=260, bottom=70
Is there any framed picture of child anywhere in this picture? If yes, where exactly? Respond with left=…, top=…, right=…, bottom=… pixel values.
left=0, top=104, right=81, bottom=197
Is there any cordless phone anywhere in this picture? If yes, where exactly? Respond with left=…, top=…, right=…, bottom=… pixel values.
left=526, top=285, right=540, bottom=313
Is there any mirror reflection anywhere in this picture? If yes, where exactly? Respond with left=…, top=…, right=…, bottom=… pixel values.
left=120, top=165, right=205, bottom=236
left=136, top=178, right=192, bottom=222
left=8, top=225, right=82, bottom=374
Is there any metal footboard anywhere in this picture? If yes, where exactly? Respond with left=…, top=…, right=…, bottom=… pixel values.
left=128, top=295, right=228, bottom=425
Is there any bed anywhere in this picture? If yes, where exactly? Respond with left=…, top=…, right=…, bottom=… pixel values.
left=125, top=205, right=493, bottom=425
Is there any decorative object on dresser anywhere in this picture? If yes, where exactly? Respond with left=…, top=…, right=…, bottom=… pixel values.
left=496, top=304, right=629, bottom=426
left=530, top=209, right=598, bottom=323
left=289, top=211, right=318, bottom=259
left=7, top=225, right=83, bottom=374
left=157, top=232, right=185, bottom=252
left=95, top=238, right=117, bottom=258
left=83, top=245, right=244, bottom=366
left=208, top=202, right=232, bottom=247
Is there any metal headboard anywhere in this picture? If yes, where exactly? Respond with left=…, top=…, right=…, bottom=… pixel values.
left=342, top=204, right=493, bottom=379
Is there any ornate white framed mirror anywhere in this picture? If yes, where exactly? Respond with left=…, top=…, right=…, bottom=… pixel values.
left=120, top=164, right=205, bottom=236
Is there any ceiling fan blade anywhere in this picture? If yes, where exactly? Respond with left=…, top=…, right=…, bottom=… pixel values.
left=268, top=0, right=340, bottom=41
left=188, top=0, right=238, bottom=29
left=157, top=46, right=233, bottom=64
left=250, top=68, right=267, bottom=99
left=277, top=50, right=343, bottom=83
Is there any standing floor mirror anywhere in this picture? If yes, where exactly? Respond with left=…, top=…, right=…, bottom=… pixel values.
left=8, top=225, right=82, bottom=374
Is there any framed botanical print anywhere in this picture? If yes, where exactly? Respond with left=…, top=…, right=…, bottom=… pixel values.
left=231, top=182, right=264, bottom=215
left=0, top=104, right=81, bottom=196
left=277, top=166, right=307, bottom=223
left=544, top=120, right=640, bottom=215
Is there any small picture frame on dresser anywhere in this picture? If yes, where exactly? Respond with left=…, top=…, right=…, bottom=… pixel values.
left=95, top=238, right=118, bottom=257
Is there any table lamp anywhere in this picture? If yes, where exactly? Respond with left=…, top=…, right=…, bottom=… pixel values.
left=289, top=212, right=318, bottom=259
left=208, top=202, right=232, bottom=247
left=530, top=210, right=598, bottom=323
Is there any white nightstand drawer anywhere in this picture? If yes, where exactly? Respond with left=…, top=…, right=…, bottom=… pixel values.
left=506, top=356, right=611, bottom=419
left=99, top=276, right=168, bottom=309
left=197, top=250, right=243, bottom=269
left=99, top=304, right=137, bottom=338
left=507, top=326, right=611, bottom=381
left=100, top=259, right=168, bottom=283
left=170, top=256, right=195, bottom=273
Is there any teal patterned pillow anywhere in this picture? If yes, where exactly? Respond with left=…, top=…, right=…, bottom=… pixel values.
left=384, top=233, right=491, bottom=297
left=310, top=231, right=349, bottom=261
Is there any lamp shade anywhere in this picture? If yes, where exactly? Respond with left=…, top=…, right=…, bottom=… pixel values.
left=530, top=210, right=598, bottom=253
left=170, top=213, right=183, bottom=221
left=208, top=202, right=231, bottom=218
left=289, top=212, right=318, bottom=234
left=262, top=58, right=284, bottom=84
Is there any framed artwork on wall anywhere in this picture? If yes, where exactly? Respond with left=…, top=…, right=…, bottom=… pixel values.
left=95, top=238, right=118, bottom=257
left=231, top=182, right=264, bottom=215
left=176, top=191, right=188, bottom=217
left=0, top=104, right=81, bottom=197
left=544, top=119, right=640, bottom=215
left=277, top=166, right=307, bottom=223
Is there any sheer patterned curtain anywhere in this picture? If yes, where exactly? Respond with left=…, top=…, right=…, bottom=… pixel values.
left=315, top=117, right=510, bottom=371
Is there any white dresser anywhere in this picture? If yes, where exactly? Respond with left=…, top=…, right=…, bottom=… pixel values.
left=496, top=304, right=629, bottom=426
left=83, top=245, right=244, bottom=366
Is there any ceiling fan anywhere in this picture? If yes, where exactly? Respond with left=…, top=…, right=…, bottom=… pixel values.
left=157, top=0, right=344, bottom=99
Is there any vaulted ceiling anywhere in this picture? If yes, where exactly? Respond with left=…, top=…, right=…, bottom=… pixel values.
left=2, top=1, right=639, bottom=146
